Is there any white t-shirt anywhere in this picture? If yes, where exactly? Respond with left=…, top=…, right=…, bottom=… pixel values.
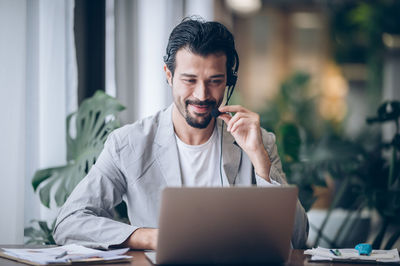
left=175, top=126, right=229, bottom=186
left=175, top=125, right=280, bottom=187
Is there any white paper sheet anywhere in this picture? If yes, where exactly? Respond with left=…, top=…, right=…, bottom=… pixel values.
left=304, top=247, right=400, bottom=263
left=2, top=244, right=131, bottom=265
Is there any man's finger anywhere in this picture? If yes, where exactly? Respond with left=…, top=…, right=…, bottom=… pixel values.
left=218, top=113, right=232, bottom=125
left=230, top=117, right=246, bottom=133
left=219, top=105, right=247, bottom=113
left=227, top=112, right=245, bottom=131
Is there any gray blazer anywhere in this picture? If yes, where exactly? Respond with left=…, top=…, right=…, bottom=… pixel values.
left=53, top=104, right=309, bottom=249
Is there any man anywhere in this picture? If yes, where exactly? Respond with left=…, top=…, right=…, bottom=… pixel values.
left=54, top=18, right=309, bottom=250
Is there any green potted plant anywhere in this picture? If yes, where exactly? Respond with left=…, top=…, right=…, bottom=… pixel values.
left=25, top=91, right=126, bottom=244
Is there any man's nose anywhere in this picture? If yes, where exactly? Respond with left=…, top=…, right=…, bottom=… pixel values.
left=192, top=81, right=209, bottom=101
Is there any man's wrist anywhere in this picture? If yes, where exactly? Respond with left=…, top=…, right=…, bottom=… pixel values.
left=125, top=228, right=158, bottom=250
left=249, top=148, right=272, bottom=182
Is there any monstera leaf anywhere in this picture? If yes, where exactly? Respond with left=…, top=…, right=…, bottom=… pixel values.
left=24, top=220, right=56, bottom=245
left=32, top=91, right=125, bottom=208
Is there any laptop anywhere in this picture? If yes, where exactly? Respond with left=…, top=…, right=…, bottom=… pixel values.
left=146, top=186, right=298, bottom=265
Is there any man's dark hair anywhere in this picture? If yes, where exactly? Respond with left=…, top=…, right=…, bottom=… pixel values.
left=164, top=17, right=238, bottom=84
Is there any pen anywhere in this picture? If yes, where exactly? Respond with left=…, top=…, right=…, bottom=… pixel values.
left=330, top=249, right=341, bottom=256
left=54, top=251, right=68, bottom=259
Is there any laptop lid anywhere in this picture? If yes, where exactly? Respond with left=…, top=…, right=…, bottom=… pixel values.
left=154, top=186, right=298, bottom=265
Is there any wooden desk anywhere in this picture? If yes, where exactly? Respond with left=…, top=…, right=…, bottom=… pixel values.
left=0, top=246, right=386, bottom=266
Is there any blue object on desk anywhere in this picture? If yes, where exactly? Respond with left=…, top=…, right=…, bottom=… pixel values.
left=355, top=243, right=372, bottom=256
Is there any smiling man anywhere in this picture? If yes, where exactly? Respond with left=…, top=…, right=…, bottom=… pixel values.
left=53, top=18, right=309, bottom=250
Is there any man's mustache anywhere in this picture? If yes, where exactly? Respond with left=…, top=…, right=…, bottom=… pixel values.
left=186, top=99, right=216, bottom=107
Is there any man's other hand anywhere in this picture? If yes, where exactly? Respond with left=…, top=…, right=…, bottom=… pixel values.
left=124, top=228, right=158, bottom=250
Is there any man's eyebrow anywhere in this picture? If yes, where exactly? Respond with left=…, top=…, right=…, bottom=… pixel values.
left=180, top=73, right=197, bottom=78
left=179, top=73, right=225, bottom=78
left=209, top=74, right=225, bottom=78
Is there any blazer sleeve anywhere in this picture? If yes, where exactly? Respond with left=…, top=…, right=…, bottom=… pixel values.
left=258, top=128, right=310, bottom=249
left=53, top=132, right=137, bottom=249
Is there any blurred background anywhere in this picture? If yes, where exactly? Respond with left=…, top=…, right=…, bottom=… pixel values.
left=0, top=0, right=399, bottom=249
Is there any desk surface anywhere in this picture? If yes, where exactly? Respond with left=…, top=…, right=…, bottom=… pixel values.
left=0, top=245, right=387, bottom=266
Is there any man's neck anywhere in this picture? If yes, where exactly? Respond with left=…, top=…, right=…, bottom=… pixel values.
left=172, top=105, right=215, bottom=145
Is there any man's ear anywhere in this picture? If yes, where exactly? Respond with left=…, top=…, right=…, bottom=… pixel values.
left=164, top=64, right=172, bottom=86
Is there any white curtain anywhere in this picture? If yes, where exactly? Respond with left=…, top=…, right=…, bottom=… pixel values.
left=0, top=0, right=28, bottom=245
left=36, top=0, right=78, bottom=224
left=0, top=0, right=77, bottom=244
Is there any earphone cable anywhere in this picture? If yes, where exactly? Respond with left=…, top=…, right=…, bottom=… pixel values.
left=218, top=84, right=234, bottom=187
left=219, top=121, right=224, bottom=187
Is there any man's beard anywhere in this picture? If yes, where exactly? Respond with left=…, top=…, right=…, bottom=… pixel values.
left=184, top=99, right=216, bottom=129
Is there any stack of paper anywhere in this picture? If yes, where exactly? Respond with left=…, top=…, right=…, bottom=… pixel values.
left=0, top=244, right=132, bottom=265
left=305, top=247, right=400, bottom=264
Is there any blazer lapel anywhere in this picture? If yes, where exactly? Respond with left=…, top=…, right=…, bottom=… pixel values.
left=219, top=120, right=242, bottom=185
left=154, top=105, right=182, bottom=187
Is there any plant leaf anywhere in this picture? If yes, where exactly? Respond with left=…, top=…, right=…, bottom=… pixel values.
left=33, top=91, right=125, bottom=208
left=38, top=221, right=51, bottom=235
left=277, top=122, right=301, bottom=162
left=24, top=220, right=56, bottom=245
left=24, top=227, right=36, bottom=236
left=39, top=177, right=59, bottom=208
left=68, top=91, right=125, bottom=162
left=32, top=166, right=64, bottom=191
